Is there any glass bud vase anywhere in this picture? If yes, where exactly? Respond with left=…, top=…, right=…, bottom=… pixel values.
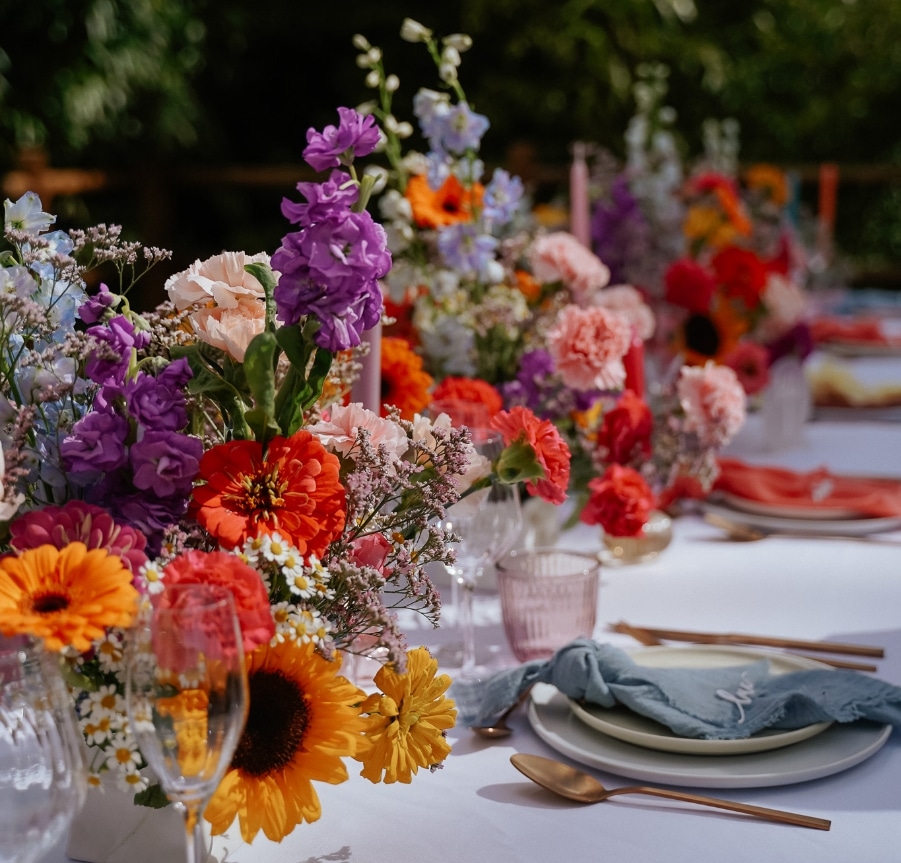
left=601, top=510, right=673, bottom=565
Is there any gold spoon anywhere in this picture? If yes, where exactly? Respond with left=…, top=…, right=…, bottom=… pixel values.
left=470, top=685, right=535, bottom=739
left=703, top=511, right=900, bottom=544
left=510, top=753, right=831, bottom=831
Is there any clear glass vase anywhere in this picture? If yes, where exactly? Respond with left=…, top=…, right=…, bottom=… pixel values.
left=601, top=510, right=673, bottom=565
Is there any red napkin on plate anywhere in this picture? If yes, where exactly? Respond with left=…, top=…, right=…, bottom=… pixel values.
left=810, top=316, right=898, bottom=346
left=714, top=457, right=901, bottom=518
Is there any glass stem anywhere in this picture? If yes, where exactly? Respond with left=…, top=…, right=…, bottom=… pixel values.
left=182, top=803, right=207, bottom=863
left=459, top=573, right=478, bottom=675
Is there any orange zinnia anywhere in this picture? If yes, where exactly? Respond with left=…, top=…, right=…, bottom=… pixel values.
left=405, top=173, right=483, bottom=229
left=380, top=337, right=433, bottom=420
left=0, top=543, right=138, bottom=652
left=189, top=431, right=346, bottom=554
left=431, top=376, right=503, bottom=416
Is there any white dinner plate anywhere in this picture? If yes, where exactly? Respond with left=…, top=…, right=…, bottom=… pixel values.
left=529, top=683, right=892, bottom=788
left=714, top=491, right=859, bottom=521
left=567, top=645, right=833, bottom=755
left=701, top=499, right=901, bottom=536
left=820, top=340, right=901, bottom=358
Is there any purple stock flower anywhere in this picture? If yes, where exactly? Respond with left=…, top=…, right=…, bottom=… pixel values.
left=85, top=315, right=151, bottom=384
left=78, top=282, right=118, bottom=324
left=62, top=411, right=131, bottom=473
left=303, top=108, right=381, bottom=172
left=129, top=430, right=202, bottom=498
left=124, top=372, right=188, bottom=431
left=281, top=170, right=359, bottom=227
left=591, top=176, right=649, bottom=284
left=437, top=223, right=498, bottom=279
left=272, top=210, right=390, bottom=350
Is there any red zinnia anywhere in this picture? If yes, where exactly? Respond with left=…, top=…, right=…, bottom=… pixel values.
left=491, top=406, right=571, bottom=505
left=663, top=258, right=717, bottom=313
left=189, top=431, right=346, bottom=556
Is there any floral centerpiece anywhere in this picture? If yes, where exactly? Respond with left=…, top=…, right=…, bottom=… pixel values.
left=0, top=81, right=566, bottom=846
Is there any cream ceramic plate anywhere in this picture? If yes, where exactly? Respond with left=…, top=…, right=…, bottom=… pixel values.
left=702, top=499, right=901, bottom=536
left=529, top=683, right=892, bottom=789
left=715, top=491, right=859, bottom=521
left=567, top=645, right=832, bottom=755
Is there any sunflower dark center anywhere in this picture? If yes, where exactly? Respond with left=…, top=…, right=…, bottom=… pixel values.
left=231, top=668, right=309, bottom=776
left=684, top=313, right=721, bottom=357
left=32, top=593, right=70, bottom=613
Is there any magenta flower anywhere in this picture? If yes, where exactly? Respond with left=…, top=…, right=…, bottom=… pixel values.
left=9, top=501, right=148, bottom=573
left=303, top=107, right=381, bottom=172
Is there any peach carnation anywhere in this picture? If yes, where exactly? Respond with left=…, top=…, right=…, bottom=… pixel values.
left=165, top=251, right=272, bottom=310
left=677, top=362, right=747, bottom=447
left=592, top=284, right=656, bottom=341
left=529, top=232, right=610, bottom=304
left=307, top=403, right=410, bottom=461
left=190, top=295, right=267, bottom=362
left=546, top=304, right=632, bottom=391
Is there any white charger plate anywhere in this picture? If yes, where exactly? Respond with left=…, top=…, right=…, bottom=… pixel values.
left=529, top=683, right=891, bottom=789
left=702, top=499, right=901, bottom=536
left=566, top=645, right=832, bottom=755
left=714, top=491, right=859, bottom=521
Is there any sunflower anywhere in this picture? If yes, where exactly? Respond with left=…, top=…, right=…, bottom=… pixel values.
left=205, top=640, right=367, bottom=843
left=189, top=430, right=346, bottom=553
left=0, top=542, right=138, bottom=652
left=380, top=337, right=433, bottom=420
left=675, top=296, right=749, bottom=366
left=355, top=647, right=456, bottom=784
left=405, top=173, right=483, bottom=229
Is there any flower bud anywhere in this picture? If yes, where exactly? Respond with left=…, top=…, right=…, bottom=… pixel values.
left=400, top=18, right=432, bottom=42
left=385, top=74, right=400, bottom=93
left=365, top=70, right=380, bottom=88
left=352, top=33, right=370, bottom=51
left=441, top=46, right=461, bottom=67
left=443, top=33, right=473, bottom=52
left=438, top=62, right=458, bottom=84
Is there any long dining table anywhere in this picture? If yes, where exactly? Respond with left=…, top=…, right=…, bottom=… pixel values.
left=51, top=356, right=901, bottom=863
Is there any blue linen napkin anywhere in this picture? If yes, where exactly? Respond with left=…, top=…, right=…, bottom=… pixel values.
left=462, top=639, right=901, bottom=738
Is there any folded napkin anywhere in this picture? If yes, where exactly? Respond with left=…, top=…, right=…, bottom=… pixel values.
left=466, top=639, right=901, bottom=738
left=714, top=457, right=901, bottom=518
left=807, top=360, right=901, bottom=409
left=810, top=316, right=898, bottom=347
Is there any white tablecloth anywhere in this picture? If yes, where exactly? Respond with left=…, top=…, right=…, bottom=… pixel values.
left=50, top=413, right=901, bottom=863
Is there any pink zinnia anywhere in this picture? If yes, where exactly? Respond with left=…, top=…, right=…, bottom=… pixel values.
left=546, top=304, right=632, bottom=391
left=677, top=362, right=747, bottom=447
left=9, top=501, right=148, bottom=573
left=491, top=406, right=571, bottom=505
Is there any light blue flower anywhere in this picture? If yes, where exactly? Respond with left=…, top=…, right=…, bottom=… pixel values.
left=3, top=191, right=55, bottom=234
left=483, top=169, right=524, bottom=227
left=437, top=223, right=498, bottom=280
left=436, top=103, right=489, bottom=155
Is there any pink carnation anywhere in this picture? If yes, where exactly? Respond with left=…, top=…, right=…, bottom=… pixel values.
left=190, top=295, right=267, bottom=362
left=529, top=232, right=610, bottom=303
left=307, top=403, right=410, bottom=461
left=164, top=251, right=271, bottom=310
left=592, top=284, right=656, bottom=341
left=677, top=362, right=747, bottom=447
left=350, top=533, right=393, bottom=577
left=546, top=304, right=632, bottom=391
left=9, top=501, right=148, bottom=573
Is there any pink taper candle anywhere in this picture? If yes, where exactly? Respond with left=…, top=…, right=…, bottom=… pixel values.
left=351, top=318, right=383, bottom=414
left=569, top=142, right=591, bottom=248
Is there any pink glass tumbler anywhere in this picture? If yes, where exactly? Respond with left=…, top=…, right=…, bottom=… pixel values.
left=496, top=547, right=600, bottom=662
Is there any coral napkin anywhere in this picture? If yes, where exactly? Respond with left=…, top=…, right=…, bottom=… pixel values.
left=713, top=457, right=901, bottom=518
left=810, top=316, right=901, bottom=347
left=464, top=639, right=901, bottom=737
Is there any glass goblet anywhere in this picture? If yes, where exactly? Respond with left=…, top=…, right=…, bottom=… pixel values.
left=0, top=633, right=86, bottom=863
left=125, top=584, right=248, bottom=863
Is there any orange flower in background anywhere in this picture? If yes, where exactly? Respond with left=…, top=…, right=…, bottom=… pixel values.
left=513, top=269, right=542, bottom=303
left=189, top=431, right=346, bottom=555
left=431, top=376, right=503, bottom=415
left=382, top=293, right=420, bottom=346
left=405, top=174, right=483, bottom=229
left=380, top=337, right=433, bottom=419
left=744, top=163, right=789, bottom=207
left=0, top=543, right=138, bottom=652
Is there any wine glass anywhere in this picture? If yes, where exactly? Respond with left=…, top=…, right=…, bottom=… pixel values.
left=125, top=584, right=248, bottom=863
left=0, top=633, right=87, bottom=863
left=445, top=428, right=523, bottom=679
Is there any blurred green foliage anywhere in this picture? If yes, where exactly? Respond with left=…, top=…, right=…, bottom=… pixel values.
left=1, top=0, right=899, bottom=281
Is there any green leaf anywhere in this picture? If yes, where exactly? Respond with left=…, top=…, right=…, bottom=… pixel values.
left=134, top=782, right=171, bottom=809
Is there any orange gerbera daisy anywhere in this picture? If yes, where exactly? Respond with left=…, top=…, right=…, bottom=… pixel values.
left=189, top=431, right=346, bottom=553
left=205, top=640, right=367, bottom=843
left=405, top=173, right=483, bottom=229
left=380, top=337, right=433, bottom=420
left=355, top=647, right=456, bottom=784
left=0, top=542, right=138, bottom=652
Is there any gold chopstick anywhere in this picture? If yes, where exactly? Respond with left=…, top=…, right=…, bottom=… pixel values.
left=609, top=622, right=884, bottom=658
